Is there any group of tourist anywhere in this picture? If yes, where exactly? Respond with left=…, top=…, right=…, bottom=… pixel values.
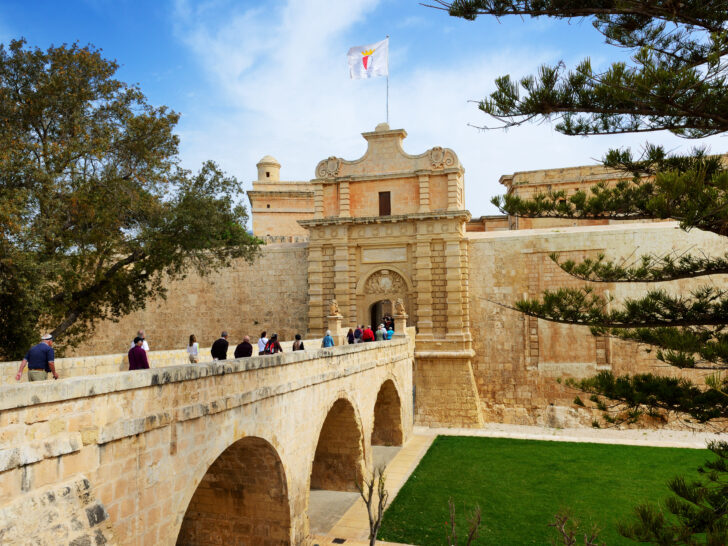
left=348, top=323, right=394, bottom=344
left=15, top=319, right=396, bottom=382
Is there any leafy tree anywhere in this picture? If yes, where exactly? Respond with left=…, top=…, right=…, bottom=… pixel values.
left=0, top=39, right=260, bottom=359
left=428, top=1, right=728, bottom=425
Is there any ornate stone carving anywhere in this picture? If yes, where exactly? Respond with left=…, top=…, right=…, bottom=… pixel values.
left=428, top=146, right=455, bottom=169
left=329, top=299, right=340, bottom=316
left=364, top=270, right=407, bottom=294
left=316, top=156, right=341, bottom=178
left=394, top=298, right=406, bottom=316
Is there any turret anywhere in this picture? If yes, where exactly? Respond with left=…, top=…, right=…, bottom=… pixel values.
left=257, top=155, right=281, bottom=181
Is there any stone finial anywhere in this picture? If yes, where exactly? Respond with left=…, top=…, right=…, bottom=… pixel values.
left=375, top=122, right=390, bottom=132
left=329, top=299, right=341, bottom=317
left=394, top=298, right=406, bottom=316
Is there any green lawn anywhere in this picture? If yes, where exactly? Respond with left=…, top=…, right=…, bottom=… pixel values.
left=378, top=436, right=710, bottom=545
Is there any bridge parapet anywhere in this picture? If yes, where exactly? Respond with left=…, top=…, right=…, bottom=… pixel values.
left=0, top=336, right=335, bottom=385
left=0, top=329, right=415, bottom=545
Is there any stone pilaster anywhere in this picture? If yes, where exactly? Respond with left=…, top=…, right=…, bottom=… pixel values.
left=414, top=236, right=434, bottom=340
left=444, top=237, right=467, bottom=341
left=417, top=173, right=430, bottom=213
left=340, top=181, right=350, bottom=218
left=307, top=242, right=324, bottom=335
left=447, top=172, right=460, bottom=211
left=334, top=243, right=350, bottom=325
left=313, top=183, right=324, bottom=219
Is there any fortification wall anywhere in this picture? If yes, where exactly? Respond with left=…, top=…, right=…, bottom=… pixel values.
left=467, top=222, right=728, bottom=426
left=70, top=243, right=309, bottom=357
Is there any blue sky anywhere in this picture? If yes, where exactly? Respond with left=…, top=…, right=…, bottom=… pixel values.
left=2, top=0, right=724, bottom=216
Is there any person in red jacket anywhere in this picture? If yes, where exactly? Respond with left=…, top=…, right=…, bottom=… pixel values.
left=362, top=325, right=375, bottom=342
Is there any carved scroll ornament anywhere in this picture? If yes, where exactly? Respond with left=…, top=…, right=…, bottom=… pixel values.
left=316, top=156, right=341, bottom=178
left=364, top=270, right=407, bottom=294
left=428, top=146, right=455, bottom=169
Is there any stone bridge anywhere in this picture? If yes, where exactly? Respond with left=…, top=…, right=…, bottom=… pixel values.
left=0, top=332, right=414, bottom=545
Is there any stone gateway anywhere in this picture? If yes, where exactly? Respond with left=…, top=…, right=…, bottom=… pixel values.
left=67, top=123, right=726, bottom=428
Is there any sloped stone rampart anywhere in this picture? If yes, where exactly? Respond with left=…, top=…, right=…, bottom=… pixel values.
left=468, top=222, right=728, bottom=425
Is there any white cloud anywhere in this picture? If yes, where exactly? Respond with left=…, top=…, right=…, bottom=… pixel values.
left=172, top=0, right=727, bottom=219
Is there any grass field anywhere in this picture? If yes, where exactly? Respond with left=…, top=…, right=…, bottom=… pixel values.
left=378, top=436, right=710, bottom=545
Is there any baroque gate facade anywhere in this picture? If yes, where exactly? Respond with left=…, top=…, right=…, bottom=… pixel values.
left=300, top=123, right=483, bottom=426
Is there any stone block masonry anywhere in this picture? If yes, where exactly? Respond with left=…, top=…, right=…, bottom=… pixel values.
left=70, top=243, right=310, bottom=357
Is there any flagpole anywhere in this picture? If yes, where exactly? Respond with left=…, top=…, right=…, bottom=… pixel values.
left=386, top=75, right=389, bottom=124
left=386, top=35, right=390, bottom=124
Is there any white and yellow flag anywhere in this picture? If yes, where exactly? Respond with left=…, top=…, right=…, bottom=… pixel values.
left=347, top=38, right=388, bottom=79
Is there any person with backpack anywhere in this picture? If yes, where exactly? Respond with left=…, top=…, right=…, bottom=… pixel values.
left=257, top=331, right=268, bottom=355
left=264, top=333, right=283, bottom=354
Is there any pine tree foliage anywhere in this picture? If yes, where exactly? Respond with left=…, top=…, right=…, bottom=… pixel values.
left=431, top=1, right=728, bottom=423
left=0, top=39, right=261, bottom=358
left=430, top=1, right=728, bottom=137
left=617, top=441, right=728, bottom=545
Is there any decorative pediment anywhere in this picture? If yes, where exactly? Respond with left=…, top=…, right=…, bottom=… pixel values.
left=313, top=124, right=462, bottom=180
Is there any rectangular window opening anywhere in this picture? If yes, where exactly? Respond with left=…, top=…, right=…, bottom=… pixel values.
left=379, top=191, right=391, bottom=216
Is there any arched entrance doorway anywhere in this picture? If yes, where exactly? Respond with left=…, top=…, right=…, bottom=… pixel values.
left=308, top=397, right=365, bottom=535
left=177, top=437, right=290, bottom=545
left=357, top=268, right=413, bottom=329
left=370, top=299, right=392, bottom=329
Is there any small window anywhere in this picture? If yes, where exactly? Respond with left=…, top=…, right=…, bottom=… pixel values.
left=266, top=171, right=270, bottom=178
left=266, top=204, right=270, bottom=208
left=379, top=191, right=391, bottom=216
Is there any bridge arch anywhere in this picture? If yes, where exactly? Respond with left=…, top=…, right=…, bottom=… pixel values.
left=176, top=436, right=291, bottom=545
left=371, top=378, right=404, bottom=446
left=309, top=395, right=365, bottom=492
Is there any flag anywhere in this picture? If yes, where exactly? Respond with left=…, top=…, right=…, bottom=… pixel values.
left=347, top=38, right=388, bottom=79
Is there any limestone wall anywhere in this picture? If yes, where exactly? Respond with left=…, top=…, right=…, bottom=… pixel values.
left=467, top=222, right=728, bottom=425
left=70, top=243, right=309, bottom=357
